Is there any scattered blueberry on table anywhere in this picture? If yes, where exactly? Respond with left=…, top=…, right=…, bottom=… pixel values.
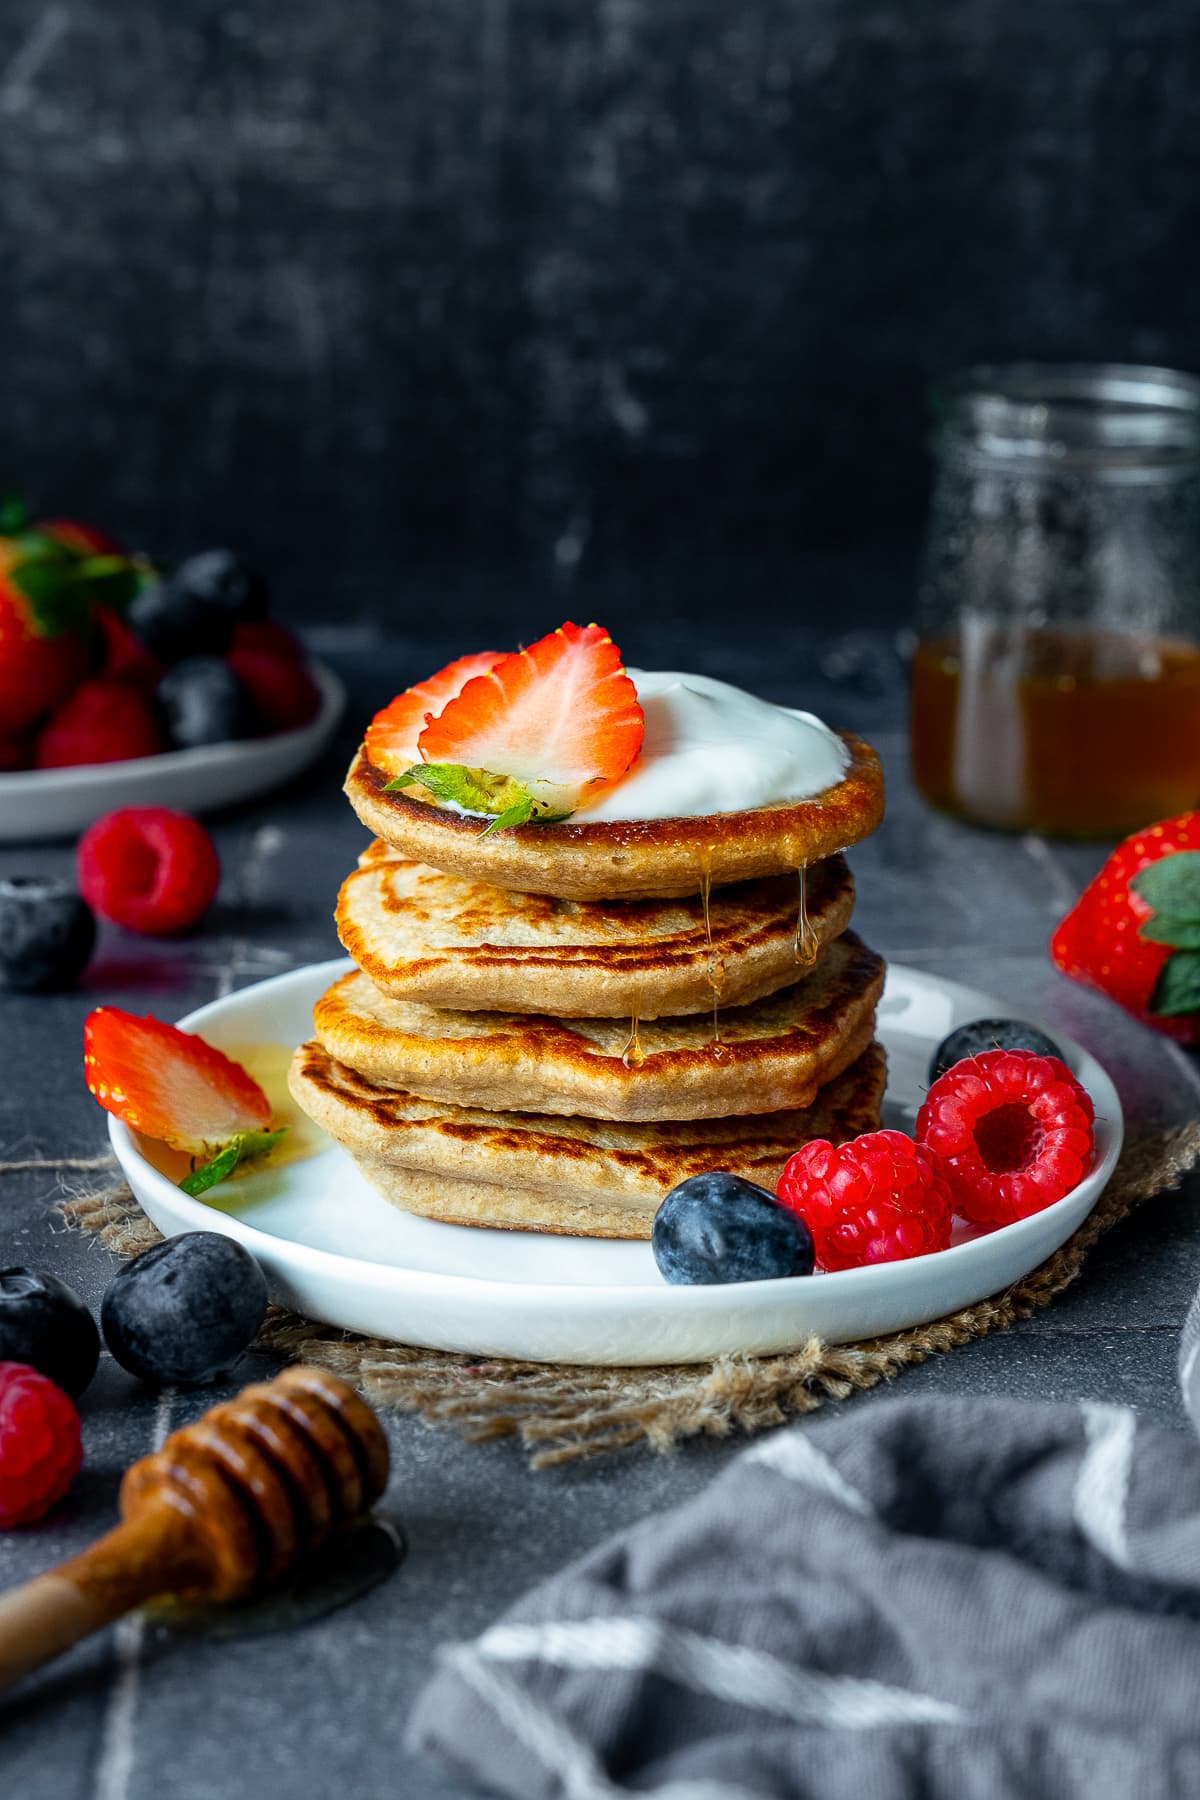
left=0, top=875, right=96, bottom=991
left=101, top=1233, right=269, bottom=1385
left=0, top=1268, right=100, bottom=1396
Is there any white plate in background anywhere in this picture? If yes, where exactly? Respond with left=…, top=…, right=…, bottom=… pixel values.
left=108, top=958, right=1124, bottom=1366
left=0, top=661, right=344, bottom=843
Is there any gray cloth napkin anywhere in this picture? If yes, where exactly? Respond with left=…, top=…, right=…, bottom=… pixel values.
left=409, top=1287, right=1200, bottom=1799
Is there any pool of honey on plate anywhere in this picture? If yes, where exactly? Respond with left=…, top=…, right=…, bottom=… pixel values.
left=911, top=629, right=1200, bottom=836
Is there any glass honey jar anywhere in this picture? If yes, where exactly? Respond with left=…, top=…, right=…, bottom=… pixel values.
left=911, top=363, right=1200, bottom=836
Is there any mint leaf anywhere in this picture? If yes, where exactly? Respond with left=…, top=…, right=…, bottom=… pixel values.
left=1150, top=950, right=1200, bottom=1018
left=8, top=557, right=91, bottom=637
left=0, top=495, right=28, bottom=534
left=385, top=762, right=574, bottom=830
left=1138, top=915, right=1200, bottom=949
left=1131, top=853, right=1200, bottom=922
left=180, top=1128, right=286, bottom=1197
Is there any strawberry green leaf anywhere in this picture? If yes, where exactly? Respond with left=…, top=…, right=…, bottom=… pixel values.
left=0, top=495, right=28, bottom=534
left=385, top=762, right=573, bottom=829
left=74, top=555, right=146, bottom=611
left=179, top=1128, right=286, bottom=1197
left=8, top=556, right=92, bottom=637
left=1131, top=853, right=1200, bottom=922
left=1150, top=950, right=1200, bottom=1018
left=1138, top=915, right=1200, bottom=949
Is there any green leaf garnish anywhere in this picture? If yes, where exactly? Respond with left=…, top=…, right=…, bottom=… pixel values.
left=8, top=555, right=93, bottom=637
left=1131, top=853, right=1200, bottom=923
left=180, top=1128, right=286, bottom=1197
left=385, top=762, right=573, bottom=831
left=1150, top=950, right=1200, bottom=1018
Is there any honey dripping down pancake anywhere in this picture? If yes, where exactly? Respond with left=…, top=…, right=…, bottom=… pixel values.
left=336, top=845, right=856, bottom=1019
left=345, top=729, right=884, bottom=902
left=312, top=932, right=883, bottom=1123
left=288, top=1040, right=888, bottom=1241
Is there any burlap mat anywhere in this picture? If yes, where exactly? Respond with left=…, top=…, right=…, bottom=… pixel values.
left=60, top=1125, right=1200, bottom=1469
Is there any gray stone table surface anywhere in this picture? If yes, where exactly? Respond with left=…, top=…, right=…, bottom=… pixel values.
left=1, top=623, right=1199, bottom=1800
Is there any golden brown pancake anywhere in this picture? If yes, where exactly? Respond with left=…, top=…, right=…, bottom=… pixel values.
left=288, top=1039, right=887, bottom=1240
left=343, top=730, right=884, bottom=902
left=336, top=843, right=855, bottom=1018
left=313, top=932, right=883, bottom=1122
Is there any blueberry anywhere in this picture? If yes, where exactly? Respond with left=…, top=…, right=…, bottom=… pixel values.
left=652, top=1172, right=815, bottom=1285
left=171, top=550, right=268, bottom=628
left=0, top=876, right=95, bottom=992
left=129, top=578, right=234, bottom=663
left=157, top=656, right=255, bottom=749
left=101, top=1232, right=268, bottom=1385
left=0, top=1268, right=100, bottom=1396
left=929, top=1017, right=1064, bottom=1085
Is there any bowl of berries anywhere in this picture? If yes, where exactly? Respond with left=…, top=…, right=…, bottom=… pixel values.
left=0, top=508, right=344, bottom=842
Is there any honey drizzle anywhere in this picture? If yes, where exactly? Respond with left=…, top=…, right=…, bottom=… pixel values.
left=621, top=998, right=645, bottom=1069
left=795, top=865, right=818, bottom=967
left=699, top=848, right=726, bottom=1054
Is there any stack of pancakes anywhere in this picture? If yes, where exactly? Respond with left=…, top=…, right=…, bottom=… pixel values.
left=289, top=732, right=888, bottom=1240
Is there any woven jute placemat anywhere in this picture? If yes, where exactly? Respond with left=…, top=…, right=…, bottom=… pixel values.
left=62, top=1124, right=1200, bottom=1469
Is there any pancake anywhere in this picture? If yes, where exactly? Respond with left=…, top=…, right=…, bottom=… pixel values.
left=288, top=1039, right=887, bottom=1240
left=312, top=931, right=884, bottom=1122
left=343, top=730, right=884, bottom=901
left=336, top=843, right=855, bottom=1018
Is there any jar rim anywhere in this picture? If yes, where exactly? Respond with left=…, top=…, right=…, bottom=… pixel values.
left=929, top=361, right=1200, bottom=458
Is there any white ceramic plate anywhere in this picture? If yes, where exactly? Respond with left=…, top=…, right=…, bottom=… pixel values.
left=0, top=662, right=345, bottom=842
left=108, top=959, right=1124, bottom=1366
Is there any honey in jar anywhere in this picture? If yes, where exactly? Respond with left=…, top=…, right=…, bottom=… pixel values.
left=912, top=363, right=1200, bottom=835
left=911, top=629, right=1200, bottom=837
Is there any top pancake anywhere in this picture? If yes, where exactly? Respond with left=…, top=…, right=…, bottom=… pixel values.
left=337, top=843, right=854, bottom=1018
left=343, top=729, right=883, bottom=901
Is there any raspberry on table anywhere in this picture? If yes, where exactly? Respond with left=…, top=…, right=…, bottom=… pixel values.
left=77, top=806, right=220, bottom=937
left=916, top=1049, right=1095, bottom=1228
left=776, top=1129, right=954, bottom=1271
left=0, top=1361, right=83, bottom=1528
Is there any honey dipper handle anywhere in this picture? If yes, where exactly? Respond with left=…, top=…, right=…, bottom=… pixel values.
left=0, top=1505, right=204, bottom=1693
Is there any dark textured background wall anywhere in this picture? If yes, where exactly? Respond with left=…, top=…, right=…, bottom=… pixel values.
left=2, top=0, right=1198, bottom=631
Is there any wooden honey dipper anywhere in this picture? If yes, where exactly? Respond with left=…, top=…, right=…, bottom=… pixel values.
left=0, top=1365, right=390, bottom=1692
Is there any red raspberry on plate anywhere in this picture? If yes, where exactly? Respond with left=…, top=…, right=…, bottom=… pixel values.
left=916, top=1049, right=1095, bottom=1228
left=35, top=677, right=164, bottom=768
left=777, top=1129, right=954, bottom=1271
left=0, top=1361, right=83, bottom=1528
left=231, top=620, right=305, bottom=663
left=77, top=806, right=220, bottom=936
left=226, top=645, right=321, bottom=733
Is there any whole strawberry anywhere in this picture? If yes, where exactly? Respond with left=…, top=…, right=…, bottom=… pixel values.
left=1051, top=812, right=1200, bottom=1045
left=0, top=545, right=90, bottom=735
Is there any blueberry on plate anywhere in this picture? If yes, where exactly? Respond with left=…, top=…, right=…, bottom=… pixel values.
left=171, top=550, right=268, bottom=628
left=101, top=1232, right=268, bottom=1385
left=0, top=876, right=95, bottom=992
left=0, top=1267, right=100, bottom=1396
left=928, top=1017, right=1064, bottom=1085
left=128, top=577, right=233, bottom=663
left=652, top=1171, right=815, bottom=1285
left=157, top=656, right=255, bottom=749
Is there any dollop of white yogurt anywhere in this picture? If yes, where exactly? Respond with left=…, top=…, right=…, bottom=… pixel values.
left=572, top=669, right=849, bottom=822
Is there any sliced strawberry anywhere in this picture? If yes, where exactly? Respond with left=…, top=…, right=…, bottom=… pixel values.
left=1050, top=812, right=1200, bottom=1046
left=364, top=650, right=503, bottom=780
left=406, top=622, right=644, bottom=824
left=84, top=1008, right=272, bottom=1156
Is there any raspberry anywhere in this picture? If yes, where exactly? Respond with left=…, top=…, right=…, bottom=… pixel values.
left=226, top=646, right=321, bottom=733
left=77, top=806, right=220, bottom=936
left=35, top=677, right=164, bottom=768
left=777, top=1129, right=954, bottom=1271
left=0, top=1361, right=82, bottom=1527
left=916, top=1050, right=1095, bottom=1228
